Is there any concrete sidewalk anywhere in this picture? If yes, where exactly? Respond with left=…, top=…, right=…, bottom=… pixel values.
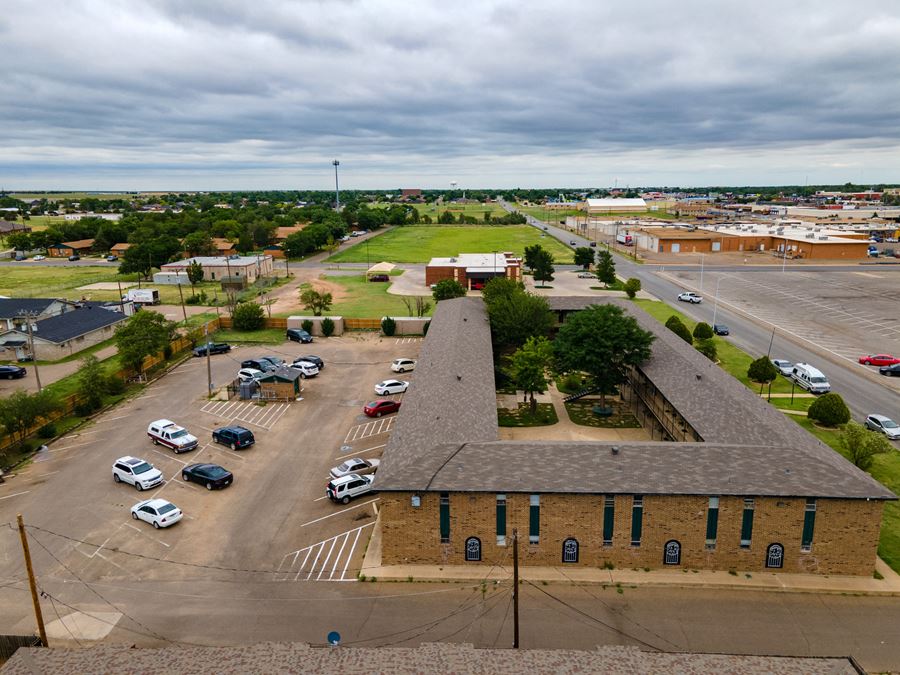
left=362, top=517, right=900, bottom=596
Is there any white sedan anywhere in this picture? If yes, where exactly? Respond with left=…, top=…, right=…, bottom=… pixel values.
left=33, top=255, right=46, bottom=261
left=131, top=499, right=183, bottom=529
left=374, top=379, right=409, bottom=395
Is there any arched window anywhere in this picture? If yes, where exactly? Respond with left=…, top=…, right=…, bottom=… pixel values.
left=664, top=540, right=681, bottom=565
left=766, top=543, right=784, bottom=569
left=562, top=538, right=579, bottom=563
left=465, top=537, right=481, bottom=562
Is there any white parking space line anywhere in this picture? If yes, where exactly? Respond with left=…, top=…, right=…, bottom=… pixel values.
left=200, top=399, right=289, bottom=430
left=344, top=416, right=395, bottom=443
left=300, top=498, right=379, bottom=527
left=149, top=447, right=189, bottom=465
left=47, top=441, right=93, bottom=453
left=277, top=522, right=375, bottom=582
left=334, top=443, right=386, bottom=462
left=0, top=491, right=30, bottom=501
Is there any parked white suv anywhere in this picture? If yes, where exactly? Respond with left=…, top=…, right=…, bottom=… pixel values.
left=326, top=474, right=375, bottom=504
left=147, top=419, right=198, bottom=453
left=112, top=456, right=164, bottom=491
left=290, top=360, right=320, bottom=378
left=391, top=358, right=416, bottom=373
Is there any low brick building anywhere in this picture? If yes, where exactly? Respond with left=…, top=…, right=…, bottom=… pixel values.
left=159, top=255, right=274, bottom=284
left=47, top=238, right=95, bottom=257
left=425, top=253, right=521, bottom=289
left=0, top=302, right=126, bottom=360
left=375, top=298, right=894, bottom=576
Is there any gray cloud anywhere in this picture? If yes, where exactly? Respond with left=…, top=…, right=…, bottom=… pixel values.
left=2, top=0, right=900, bottom=189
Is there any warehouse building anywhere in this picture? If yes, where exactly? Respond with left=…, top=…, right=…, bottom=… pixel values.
left=375, top=298, right=893, bottom=576
left=157, top=255, right=274, bottom=285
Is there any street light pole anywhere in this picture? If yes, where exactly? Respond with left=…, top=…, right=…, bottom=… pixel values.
left=712, top=275, right=724, bottom=326
left=782, top=236, right=788, bottom=272
left=699, top=253, right=704, bottom=292
left=332, top=160, right=341, bottom=210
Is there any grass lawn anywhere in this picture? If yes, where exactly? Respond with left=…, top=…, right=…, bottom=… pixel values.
left=407, top=203, right=511, bottom=220
left=214, top=327, right=286, bottom=344
left=767, top=396, right=816, bottom=412
left=589, top=280, right=626, bottom=291
left=516, top=205, right=585, bottom=221
left=43, top=353, right=125, bottom=400
left=326, top=226, right=574, bottom=264
left=322, top=274, right=434, bottom=319
left=565, top=400, right=641, bottom=428
left=497, top=403, right=559, bottom=427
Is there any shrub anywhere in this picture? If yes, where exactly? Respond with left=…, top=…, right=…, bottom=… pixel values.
left=695, top=338, right=717, bottom=361
left=381, top=316, right=397, bottom=336
left=232, top=301, right=265, bottom=331
left=37, top=423, right=57, bottom=438
left=301, top=319, right=314, bottom=334
left=163, top=344, right=173, bottom=360
left=808, top=392, right=851, bottom=427
left=692, top=322, right=713, bottom=339
left=665, top=315, right=693, bottom=344
left=432, top=279, right=467, bottom=302
left=185, top=292, right=207, bottom=305
left=105, top=374, right=126, bottom=395
left=423, top=320, right=431, bottom=336
left=74, top=401, right=99, bottom=417
left=623, top=277, right=641, bottom=299
left=321, top=317, right=335, bottom=337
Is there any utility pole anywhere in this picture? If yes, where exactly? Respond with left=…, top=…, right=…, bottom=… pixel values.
left=177, top=283, right=187, bottom=324
left=116, top=279, right=124, bottom=313
left=512, top=528, right=519, bottom=649
left=19, top=311, right=42, bottom=392
left=205, top=324, right=212, bottom=395
left=333, top=159, right=341, bottom=210
left=17, top=514, right=48, bottom=647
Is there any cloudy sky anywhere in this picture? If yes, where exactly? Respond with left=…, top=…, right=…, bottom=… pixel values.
left=2, top=0, right=900, bottom=190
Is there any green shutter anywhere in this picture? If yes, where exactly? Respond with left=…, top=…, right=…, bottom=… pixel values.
left=630, top=499, right=643, bottom=545
left=705, top=499, right=719, bottom=543
left=439, top=493, right=450, bottom=542
left=802, top=500, right=816, bottom=548
left=603, top=498, right=615, bottom=543
left=740, top=508, right=754, bottom=546
left=529, top=495, right=540, bottom=542
left=496, top=496, right=506, bottom=539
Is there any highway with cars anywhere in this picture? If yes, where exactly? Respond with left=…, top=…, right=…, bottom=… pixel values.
left=512, top=203, right=900, bottom=423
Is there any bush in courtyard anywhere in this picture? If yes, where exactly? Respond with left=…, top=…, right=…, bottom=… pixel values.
left=623, top=277, right=641, bottom=299
left=381, top=316, right=397, bottom=336
left=695, top=338, right=717, bottom=361
left=232, top=301, right=265, bottom=331
left=321, top=317, right=335, bottom=337
left=807, top=392, right=851, bottom=427
left=692, top=322, right=713, bottom=339
left=301, top=319, right=313, bottom=334
left=665, top=315, right=693, bottom=344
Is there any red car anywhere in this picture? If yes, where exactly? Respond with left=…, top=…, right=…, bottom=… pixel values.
left=858, top=354, right=900, bottom=367
left=364, top=399, right=401, bottom=417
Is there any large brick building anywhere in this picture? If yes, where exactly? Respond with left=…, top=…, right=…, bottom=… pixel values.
left=425, top=252, right=521, bottom=289
left=375, top=297, right=894, bottom=576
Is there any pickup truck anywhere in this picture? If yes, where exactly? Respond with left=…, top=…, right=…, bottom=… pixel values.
left=192, top=342, right=232, bottom=357
left=677, top=292, right=703, bottom=304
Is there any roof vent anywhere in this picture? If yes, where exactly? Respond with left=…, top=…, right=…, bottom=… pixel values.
left=449, top=257, right=457, bottom=262
left=611, top=446, right=619, bottom=455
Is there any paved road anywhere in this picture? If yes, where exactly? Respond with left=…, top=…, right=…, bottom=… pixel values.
left=504, top=201, right=900, bottom=422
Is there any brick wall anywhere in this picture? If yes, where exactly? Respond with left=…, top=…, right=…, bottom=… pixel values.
left=379, top=491, right=883, bottom=576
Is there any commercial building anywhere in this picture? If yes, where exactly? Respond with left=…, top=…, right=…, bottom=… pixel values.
left=585, top=198, right=647, bottom=214
left=376, top=297, right=893, bottom=576
left=157, top=255, right=274, bottom=285
left=425, top=253, right=521, bottom=289
left=47, top=239, right=95, bottom=257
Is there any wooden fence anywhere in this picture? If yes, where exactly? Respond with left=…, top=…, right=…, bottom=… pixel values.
left=217, top=316, right=286, bottom=330
left=344, top=318, right=382, bottom=330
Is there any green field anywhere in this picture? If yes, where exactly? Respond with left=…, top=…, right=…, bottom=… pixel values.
left=321, top=274, right=433, bottom=318
left=408, top=202, right=510, bottom=220
left=516, top=205, right=586, bottom=221
left=327, top=226, right=574, bottom=264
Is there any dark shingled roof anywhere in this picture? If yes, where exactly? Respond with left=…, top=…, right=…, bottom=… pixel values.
left=28, top=304, right=126, bottom=343
left=376, top=297, right=498, bottom=489
left=0, top=298, right=61, bottom=318
left=375, top=296, right=895, bottom=500
left=0, top=642, right=859, bottom=675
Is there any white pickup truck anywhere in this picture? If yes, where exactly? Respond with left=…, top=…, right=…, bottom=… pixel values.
left=677, top=292, right=703, bottom=304
left=147, top=419, right=198, bottom=453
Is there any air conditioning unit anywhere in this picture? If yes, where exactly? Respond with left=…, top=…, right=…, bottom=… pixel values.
left=819, top=236, right=829, bottom=240
left=805, top=234, right=815, bottom=239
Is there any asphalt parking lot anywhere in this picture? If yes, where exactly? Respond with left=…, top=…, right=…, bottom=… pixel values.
left=663, top=268, right=900, bottom=379
left=0, top=333, right=422, bottom=589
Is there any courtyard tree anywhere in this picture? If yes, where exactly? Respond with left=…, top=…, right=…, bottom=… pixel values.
left=573, top=246, right=594, bottom=270
left=487, top=289, right=554, bottom=352
left=838, top=421, right=892, bottom=470
left=532, top=247, right=555, bottom=287
left=481, top=277, right=524, bottom=306
left=507, top=336, right=554, bottom=414
left=747, top=356, right=779, bottom=395
left=299, top=287, right=333, bottom=316
left=554, top=304, right=655, bottom=409
left=114, top=310, right=177, bottom=375
left=432, top=279, right=467, bottom=302
left=595, top=250, right=616, bottom=287
left=232, top=301, right=265, bottom=331
left=523, top=244, right=542, bottom=272
left=807, top=392, right=851, bottom=427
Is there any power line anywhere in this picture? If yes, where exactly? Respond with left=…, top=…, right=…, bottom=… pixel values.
left=42, top=590, right=84, bottom=647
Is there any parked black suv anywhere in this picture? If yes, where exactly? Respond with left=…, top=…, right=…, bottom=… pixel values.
left=193, top=342, right=232, bottom=357
left=240, top=358, right=278, bottom=371
left=286, top=328, right=313, bottom=343
left=211, top=426, right=255, bottom=450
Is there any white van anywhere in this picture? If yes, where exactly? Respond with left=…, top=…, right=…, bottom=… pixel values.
left=791, top=363, right=831, bottom=394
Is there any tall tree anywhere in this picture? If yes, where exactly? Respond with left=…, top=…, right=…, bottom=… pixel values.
left=554, top=304, right=655, bottom=408
left=508, top=336, right=554, bottom=413
left=747, top=356, right=779, bottom=395
left=573, top=246, right=595, bottom=269
left=839, top=421, right=892, bottom=470
left=481, top=277, right=524, bottom=306
left=523, top=244, right=542, bottom=272
left=487, top=289, right=554, bottom=351
left=77, top=355, right=107, bottom=412
left=186, top=260, right=204, bottom=295
left=299, top=288, right=333, bottom=316
left=532, top=247, right=555, bottom=287
left=0, top=390, right=60, bottom=444
left=595, top=250, right=616, bottom=287
left=114, top=311, right=176, bottom=375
